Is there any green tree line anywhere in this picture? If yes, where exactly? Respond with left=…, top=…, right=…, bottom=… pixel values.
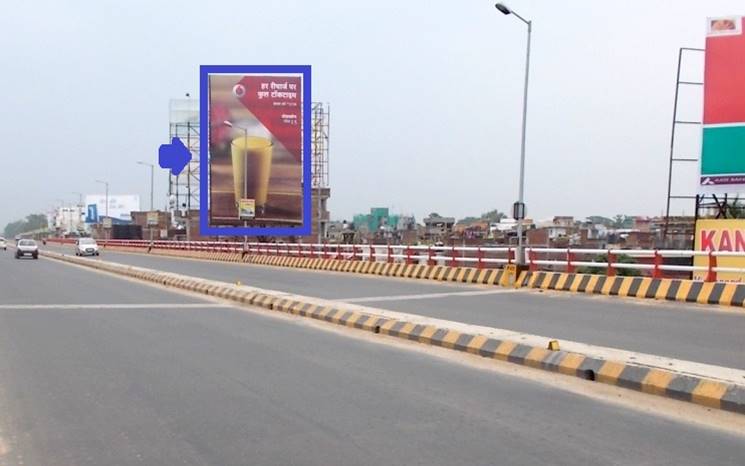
left=3, top=214, right=48, bottom=238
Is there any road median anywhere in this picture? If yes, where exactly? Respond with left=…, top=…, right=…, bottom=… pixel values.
left=41, top=249, right=745, bottom=415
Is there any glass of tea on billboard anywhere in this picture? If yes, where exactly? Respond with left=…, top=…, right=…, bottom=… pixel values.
left=230, top=135, right=273, bottom=216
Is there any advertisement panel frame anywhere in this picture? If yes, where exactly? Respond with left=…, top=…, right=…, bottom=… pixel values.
left=698, top=15, right=745, bottom=194
left=693, top=218, right=745, bottom=282
left=199, top=65, right=312, bottom=237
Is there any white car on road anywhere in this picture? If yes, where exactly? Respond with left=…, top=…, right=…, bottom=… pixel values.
left=0, top=237, right=6, bottom=250
left=75, top=238, right=100, bottom=256
left=15, top=239, right=39, bottom=259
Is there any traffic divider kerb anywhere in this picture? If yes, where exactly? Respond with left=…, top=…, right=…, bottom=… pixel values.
left=518, top=271, right=745, bottom=308
left=102, top=244, right=512, bottom=286
left=77, top=244, right=745, bottom=308
left=40, top=249, right=745, bottom=415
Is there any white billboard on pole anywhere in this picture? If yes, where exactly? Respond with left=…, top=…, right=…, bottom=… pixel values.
left=84, top=194, right=140, bottom=221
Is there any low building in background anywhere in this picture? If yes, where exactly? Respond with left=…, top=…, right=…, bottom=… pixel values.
left=423, top=214, right=455, bottom=242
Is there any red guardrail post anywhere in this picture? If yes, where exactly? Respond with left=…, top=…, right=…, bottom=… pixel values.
left=706, top=251, right=717, bottom=283
left=323, top=242, right=328, bottom=260
left=528, top=249, right=537, bottom=272
left=566, top=249, right=575, bottom=274
left=607, top=250, right=616, bottom=277
left=387, top=245, right=392, bottom=263
left=352, top=245, right=358, bottom=261
left=427, top=246, right=434, bottom=266
left=652, top=250, right=663, bottom=279
left=508, top=247, right=515, bottom=265
left=406, top=246, right=412, bottom=265
left=449, top=245, right=457, bottom=267
left=368, top=245, right=375, bottom=262
left=477, top=247, right=484, bottom=269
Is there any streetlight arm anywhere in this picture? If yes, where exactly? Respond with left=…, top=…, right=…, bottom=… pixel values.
left=511, top=11, right=530, bottom=26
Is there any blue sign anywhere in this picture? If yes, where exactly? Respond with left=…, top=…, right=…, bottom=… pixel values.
left=85, top=204, right=98, bottom=224
left=158, top=137, right=191, bottom=176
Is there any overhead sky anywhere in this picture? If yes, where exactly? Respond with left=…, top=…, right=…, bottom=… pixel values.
left=0, top=0, right=741, bottom=227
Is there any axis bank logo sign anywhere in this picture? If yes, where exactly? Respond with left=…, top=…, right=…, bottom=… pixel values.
left=699, top=229, right=745, bottom=251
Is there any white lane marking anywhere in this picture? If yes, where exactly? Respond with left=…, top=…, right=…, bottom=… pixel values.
left=335, top=289, right=520, bottom=303
left=0, top=303, right=231, bottom=310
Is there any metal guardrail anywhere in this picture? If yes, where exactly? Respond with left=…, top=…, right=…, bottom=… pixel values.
left=525, top=247, right=738, bottom=282
left=46, top=239, right=745, bottom=282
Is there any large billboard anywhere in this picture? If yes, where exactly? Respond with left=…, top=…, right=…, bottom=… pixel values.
left=699, top=15, right=745, bottom=193
left=694, top=218, right=745, bottom=282
left=84, top=194, right=140, bottom=221
left=200, top=65, right=311, bottom=236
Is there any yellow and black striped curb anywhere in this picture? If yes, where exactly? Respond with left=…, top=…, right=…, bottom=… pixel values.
left=41, top=250, right=745, bottom=415
left=519, top=271, right=745, bottom=308
left=103, top=246, right=511, bottom=286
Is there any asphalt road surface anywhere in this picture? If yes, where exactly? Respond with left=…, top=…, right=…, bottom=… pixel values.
left=44, top=245, right=745, bottom=370
left=0, top=249, right=743, bottom=464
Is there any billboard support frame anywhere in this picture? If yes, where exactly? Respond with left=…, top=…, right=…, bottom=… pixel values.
left=199, top=65, right=312, bottom=237
left=663, top=47, right=704, bottom=240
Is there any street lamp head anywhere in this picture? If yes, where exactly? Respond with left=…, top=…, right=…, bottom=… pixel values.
left=495, top=3, right=511, bottom=15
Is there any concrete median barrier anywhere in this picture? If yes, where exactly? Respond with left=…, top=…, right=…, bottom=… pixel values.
left=99, top=244, right=513, bottom=286
left=518, top=271, right=745, bottom=309
left=39, top=249, right=745, bottom=415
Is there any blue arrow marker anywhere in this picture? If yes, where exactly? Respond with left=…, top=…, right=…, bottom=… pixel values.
left=158, top=137, right=192, bottom=176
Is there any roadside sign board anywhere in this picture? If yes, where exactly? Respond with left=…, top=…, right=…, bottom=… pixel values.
left=85, top=204, right=98, bottom=224
left=694, top=218, right=745, bottom=282
left=102, top=218, right=112, bottom=229
left=699, top=16, right=745, bottom=193
left=147, top=212, right=159, bottom=226
left=238, top=199, right=255, bottom=220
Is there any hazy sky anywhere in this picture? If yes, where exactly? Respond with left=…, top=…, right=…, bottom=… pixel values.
left=0, top=0, right=741, bottom=228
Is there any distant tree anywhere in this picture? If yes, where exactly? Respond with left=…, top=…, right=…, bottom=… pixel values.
left=458, top=209, right=506, bottom=225
left=611, top=214, right=634, bottom=229
left=25, top=214, right=48, bottom=231
left=457, top=216, right=480, bottom=225
left=586, top=216, right=613, bottom=226
left=726, top=197, right=745, bottom=219
left=3, top=213, right=48, bottom=238
left=481, top=209, right=506, bottom=223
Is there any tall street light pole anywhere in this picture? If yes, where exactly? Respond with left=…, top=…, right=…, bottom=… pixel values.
left=95, top=179, right=110, bottom=239
left=137, top=161, right=155, bottom=211
left=71, top=192, right=83, bottom=234
left=495, top=2, right=531, bottom=265
left=71, top=192, right=83, bottom=206
left=95, top=179, right=110, bottom=218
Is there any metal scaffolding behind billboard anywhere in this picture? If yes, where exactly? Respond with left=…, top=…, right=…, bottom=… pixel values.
left=168, top=98, right=200, bottom=215
left=311, top=102, right=330, bottom=189
left=311, top=102, right=330, bottom=242
left=167, top=98, right=329, bottom=239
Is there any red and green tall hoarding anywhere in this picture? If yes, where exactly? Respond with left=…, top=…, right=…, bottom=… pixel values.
left=699, top=16, right=745, bottom=193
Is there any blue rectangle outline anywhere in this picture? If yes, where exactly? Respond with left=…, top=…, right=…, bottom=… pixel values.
left=199, top=65, right=312, bottom=236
